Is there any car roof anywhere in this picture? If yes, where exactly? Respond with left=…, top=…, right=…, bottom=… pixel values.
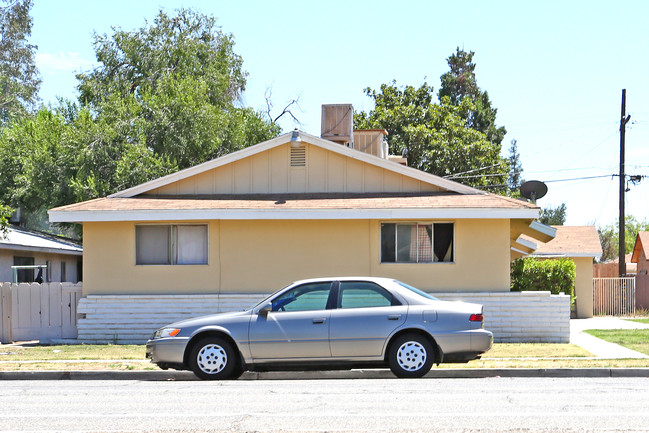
left=289, top=276, right=396, bottom=286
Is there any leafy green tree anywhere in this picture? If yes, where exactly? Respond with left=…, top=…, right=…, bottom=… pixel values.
left=539, top=203, right=567, bottom=225
left=77, top=8, right=279, bottom=170
left=598, top=216, right=649, bottom=262
left=0, top=0, right=40, bottom=123
left=0, top=8, right=280, bottom=235
left=438, top=47, right=506, bottom=145
left=355, top=80, right=507, bottom=189
left=0, top=203, right=12, bottom=238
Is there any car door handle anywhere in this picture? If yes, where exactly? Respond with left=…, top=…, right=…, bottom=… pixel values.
left=388, top=315, right=402, bottom=321
left=312, top=318, right=326, bottom=324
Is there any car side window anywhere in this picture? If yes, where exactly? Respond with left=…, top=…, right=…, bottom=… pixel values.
left=271, top=282, right=332, bottom=312
left=338, top=282, right=397, bottom=309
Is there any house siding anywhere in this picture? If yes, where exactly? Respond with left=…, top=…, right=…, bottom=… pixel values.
left=147, top=143, right=441, bottom=196
left=573, top=257, right=594, bottom=318
left=81, top=218, right=511, bottom=295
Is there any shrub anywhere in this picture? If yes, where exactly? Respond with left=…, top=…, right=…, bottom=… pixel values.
left=511, top=257, right=576, bottom=304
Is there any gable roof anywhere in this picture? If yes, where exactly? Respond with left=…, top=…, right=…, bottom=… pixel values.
left=631, top=231, right=649, bottom=263
left=0, top=226, right=82, bottom=256
left=49, top=130, right=541, bottom=223
left=523, top=225, right=602, bottom=258
left=109, top=131, right=483, bottom=198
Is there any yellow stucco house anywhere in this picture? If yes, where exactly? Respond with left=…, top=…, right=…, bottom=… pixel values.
left=49, top=129, right=566, bottom=343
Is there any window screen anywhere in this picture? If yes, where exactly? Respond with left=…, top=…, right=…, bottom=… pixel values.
left=136, top=225, right=171, bottom=265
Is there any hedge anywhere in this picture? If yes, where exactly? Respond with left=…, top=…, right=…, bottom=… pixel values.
left=510, top=257, right=576, bottom=304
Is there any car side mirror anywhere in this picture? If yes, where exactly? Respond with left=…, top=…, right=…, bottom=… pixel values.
left=258, top=304, right=271, bottom=317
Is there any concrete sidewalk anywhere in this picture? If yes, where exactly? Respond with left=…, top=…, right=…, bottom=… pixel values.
left=570, top=317, right=649, bottom=359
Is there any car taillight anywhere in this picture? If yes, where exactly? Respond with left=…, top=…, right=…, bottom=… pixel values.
left=469, top=314, right=484, bottom=322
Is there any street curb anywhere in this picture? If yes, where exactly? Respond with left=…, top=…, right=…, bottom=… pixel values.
left=1, top=368, right=649, bottom=380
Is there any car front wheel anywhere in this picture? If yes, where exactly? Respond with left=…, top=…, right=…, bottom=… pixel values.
left=188, top=336, right=240, bottom=380
left=388, top=334, right=435, bottom=378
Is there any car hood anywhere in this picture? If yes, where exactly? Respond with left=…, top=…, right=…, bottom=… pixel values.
left=165, top=309, right=252, bottom=329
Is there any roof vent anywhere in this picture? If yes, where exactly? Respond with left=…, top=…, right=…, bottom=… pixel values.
left=290, top=146, right=306, bottom=167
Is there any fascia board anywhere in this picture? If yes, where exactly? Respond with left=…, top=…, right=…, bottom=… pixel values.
left=529, top=220, right=557, bottom=239
left=510, top=246, right=530, bottom=256
left=48, top=207, right=540, bottom=223
left=531, top=252, right=602, bottom=259
left=0, top=243, right=83, bottom=255
left=515, top=237, right=538, bottom=251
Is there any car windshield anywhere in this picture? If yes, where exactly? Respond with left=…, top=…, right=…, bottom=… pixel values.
left=394, top=280, right=439, bottom=301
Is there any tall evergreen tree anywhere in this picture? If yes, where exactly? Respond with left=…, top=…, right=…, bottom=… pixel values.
left=507, top=139, right=523, bottom=195
left=438, top=47, right=505, bottom=145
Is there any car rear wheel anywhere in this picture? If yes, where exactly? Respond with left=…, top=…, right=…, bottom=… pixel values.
left=189, top=336, right=240, bottom=380
left=388, top=334, right=435, bottom=378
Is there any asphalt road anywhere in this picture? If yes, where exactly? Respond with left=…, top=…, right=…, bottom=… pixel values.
left=1, top=377, right=648, bottom=432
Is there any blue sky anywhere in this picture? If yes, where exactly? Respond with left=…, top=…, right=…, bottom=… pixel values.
left=30, top=0, right=649, bottom=227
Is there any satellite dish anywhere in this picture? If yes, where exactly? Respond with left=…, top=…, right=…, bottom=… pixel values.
left=520, top=180, right=548, bottom=203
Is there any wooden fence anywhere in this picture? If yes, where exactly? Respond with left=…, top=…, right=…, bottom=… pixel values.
left=593, top=277, right=636, bottom=316
left=0, top=282, right=82, bottom=343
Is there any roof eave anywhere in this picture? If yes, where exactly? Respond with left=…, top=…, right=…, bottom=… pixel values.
left=48, top=207, right=540, bottom=223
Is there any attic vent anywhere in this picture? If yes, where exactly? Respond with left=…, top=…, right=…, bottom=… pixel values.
left=290, top=146, right=306, bottom=167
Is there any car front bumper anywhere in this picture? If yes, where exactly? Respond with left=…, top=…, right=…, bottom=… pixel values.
left=146, top=337, right=191, bottom=366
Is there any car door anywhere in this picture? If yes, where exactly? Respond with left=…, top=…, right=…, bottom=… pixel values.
left=248, top=281, right=334, bottom=360
left=329, top=281, right=407, bottom=357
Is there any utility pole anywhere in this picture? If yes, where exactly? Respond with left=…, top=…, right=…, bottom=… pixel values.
left=619, top=89, right=631, bottom=276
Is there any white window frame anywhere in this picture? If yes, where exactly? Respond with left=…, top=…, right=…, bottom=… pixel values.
left=380, top=221, right=455, bottom=264
left=135, top=224, right=209, bottom=266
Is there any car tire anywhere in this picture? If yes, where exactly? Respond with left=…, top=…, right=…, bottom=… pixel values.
left=388, top=334, right=435, bottom=378
left=188, top=336, right=240, bottom=380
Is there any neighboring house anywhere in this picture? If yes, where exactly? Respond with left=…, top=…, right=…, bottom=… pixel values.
left=522, top=226, right=602, bottom=318
left=0, top=225, right=82, bottom=283
left=631, top=232, right=649, bottom=275
left=49, top=117, right=562, bottom=343
left=631, top=232, right=649, bottom=309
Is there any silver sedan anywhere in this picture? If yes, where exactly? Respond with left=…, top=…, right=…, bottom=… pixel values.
left=146, top=277, right=493, bottom=379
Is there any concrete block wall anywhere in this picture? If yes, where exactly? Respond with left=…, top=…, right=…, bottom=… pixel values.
left=77, top=291, right=570, bottom=344
left=434, top=291, right=571, bottom=343
left=77, top=294, right=264, bottom=344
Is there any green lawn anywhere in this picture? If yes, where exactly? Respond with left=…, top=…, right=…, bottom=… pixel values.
left=0, top=344, right=144, bottom=361
left=585, top=329, right=649, bottom=356
left=625, top=318, right=649, bottom=325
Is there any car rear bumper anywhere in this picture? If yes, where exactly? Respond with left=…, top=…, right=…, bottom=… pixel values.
left=434, top=328, right=493, bottom=362
left=146, top=337, right=190, bottom=365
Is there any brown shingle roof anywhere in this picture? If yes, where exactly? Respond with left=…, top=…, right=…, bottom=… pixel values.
left=523, top=225, right=602, bottom=257
left=50, top=192, right=538, bottom=213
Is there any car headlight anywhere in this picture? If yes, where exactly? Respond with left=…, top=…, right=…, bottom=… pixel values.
left=154, top=328, right=181, bottom=339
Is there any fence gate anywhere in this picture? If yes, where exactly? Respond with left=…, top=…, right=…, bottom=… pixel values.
left=0, top=282, right=82, bottom=343
left=593, top=277, right=636, bottom=315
